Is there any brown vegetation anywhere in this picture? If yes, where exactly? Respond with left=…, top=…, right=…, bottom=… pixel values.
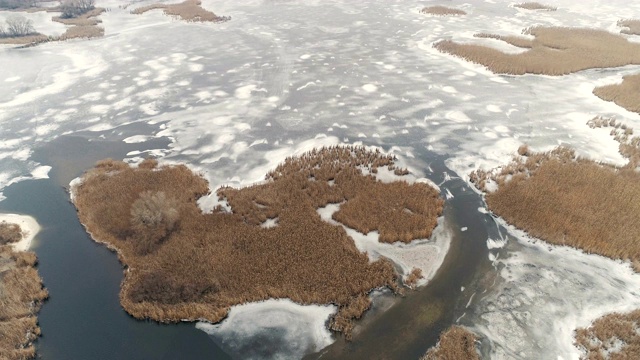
left=470, top=142, right=640, bottom=267
left=618, top=19, right=640, bottom=35
left=575, top=310, right=640, bottom=360
left=420, top=6, right=466, bottom=16
left=513, top=2, right=556, bottom=11
left=53, top=7, right=104, bottom=26
left=0, top=244, right=48, bottom=360
left=435, top=27, right=640, bottom=75
left=422, top=326, right=480, bottom=360
left=586, top=116, right=640, bottom=168
left=0, top=222, right=22, bottom=245
left=404, top=267, right=423, bottom=289
left=132, top=0, right=230, bottom=23
left=73, top=147, right=444, bottom=338
left=593, top=73, right=640, bottom=115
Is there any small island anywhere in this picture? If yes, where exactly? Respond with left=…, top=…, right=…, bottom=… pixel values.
left=0, top=216, right=47, bottom=360
left=72, top=146, right=444, bottom=339
left=420, top=6, right=466, bottom=16
left=131, top=0, right=230, bottom=23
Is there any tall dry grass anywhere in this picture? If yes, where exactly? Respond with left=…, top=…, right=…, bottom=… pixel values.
left=0, top=245, right=47, bottom=360
left=593, top=73, right=640, bottom=115
left=471, top=144, right=640, bottom=268
left=421, top=326, right=480, bottom=360
left=575, top=310, right=640, bottom=360
left=73, top=147, right=444, bottom=338
left=586, top=116, right=640, bottom=168
left=435, top=27, right=640, bottom=75
left=514, top=2, right=556, bottom=11
left=420, top=6, right=466, bottom=16
left=132, top=0, right=229, bottom=23
left=619, top=19, right=640, bottom=35
left=52, top=7, right=104, bottom=26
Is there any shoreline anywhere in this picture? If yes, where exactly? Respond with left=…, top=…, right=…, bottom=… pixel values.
left=0, top=213, right=40, bottom=251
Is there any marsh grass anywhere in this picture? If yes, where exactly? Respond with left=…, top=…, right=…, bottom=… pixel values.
left=0, top=222, right=22, bottom=245
left=422, top=326, right=480, bottom=360
left=593, top=73, right=640, bottom=115
left=619, top=19, right=640, bottom=35
left=52, top=7, right=104, bottom=26
left=73, top=147, right=444, bottom=338
left=435, top=27, right=640, bottom=75
left=420, top=6, right=466, bottom=16
left=132, top=0, right=229, bottom=22
left=575, top=310, right=640, bottom=360
left=0, top=245, right=47, bottom=360
left=514, top=2, right=556, bottom=11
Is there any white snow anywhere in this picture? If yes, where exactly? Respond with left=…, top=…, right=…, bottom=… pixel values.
left=0, top=213, right=40, bottom=252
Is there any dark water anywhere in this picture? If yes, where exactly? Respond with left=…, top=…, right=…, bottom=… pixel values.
left=0, top=133, right=492, bottom=360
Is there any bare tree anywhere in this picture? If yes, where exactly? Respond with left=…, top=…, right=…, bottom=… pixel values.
left=4, top=15, right=35, bottom=37
left=60, top=0, right=95, bottom=18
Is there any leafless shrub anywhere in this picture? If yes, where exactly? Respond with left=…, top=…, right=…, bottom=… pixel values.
left=435, top=27, right=640, bottom=75
left=421, top=6, right=466, bottom=16
left=0, top=222, right=22, bottom=245
left=422, top=326, right=480, bottom=360
left=60, top=0, right=95, bottom=18
left=514, top=2, right=557, bottom=11
left=73, top=146, right=443, bottom=337
left=1, top=16, right=36, bottom=37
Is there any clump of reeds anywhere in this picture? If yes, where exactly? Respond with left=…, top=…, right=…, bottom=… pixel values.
left=404, top=267, right=423, bottom=289
left=435, top=26, right=640, bottom=75
left=471, top=141, right=640, bottom=267
left=0, top=245, right=48, bottom=360
left=0, top=222, right=22, bottom=245
left=619, top=19, right=640, bottom=35
left=575, top=309, right=640, bottom=359
left=421, top=326, right=480, bottom=360
left=514, top=2, right=556, bottom=11
left=52, top=7, right=104, bottom=26
left=420, top=6, right=466, bottom=16
left=132, top=0, right=230, bottom=23
left=586, top=116, right=640, bottom=168
left=72, top=147, right=443, bottom=338
left=593, top=73, right=640, bottom=115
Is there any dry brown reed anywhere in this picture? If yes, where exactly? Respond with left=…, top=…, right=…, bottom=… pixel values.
left=593, top=73, right=640, bottom=115
left=0, top=33, right=48, bottom=45
left=0, top=245, right=47, bottom=360
left=52, top=7, right=104, bottom=26
left=420, top=6, right=466, bottom=16
left=0, top=222, right=22, bottom=245
left=471, top=145, right=640, bottom=266
left=132, top=0, right=229, bottom=22
left=575, top=310, right=640, bottom=360
left=587, top=116, right=640, bottom=168
left=58, top=24, right=104, bottom=40
left=404, top=267, right=423, bottom=289
left=422, top=326, right=480, bottom=360
left=435, top=27, right=640, bottom=75
left=619, top=19, right=640, bottom=35
left=73, top=147, right=444, bottom=338
left=514, top=2, right=556, bottom=11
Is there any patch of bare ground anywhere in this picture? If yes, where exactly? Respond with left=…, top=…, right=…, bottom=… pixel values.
left=435, top=27, right=640, bottom=75
left=593, top=73, right=640, bottom=115
left=421, top=326, right=480, bottom=360
left=132, top=0, right=230, bottom=22
left=72, top=146, right=444, bottom=339
left=575, top=310, right=640, bottom=360
left=619, top=19, right=640, bottom=35
left=513, top=2, right=556, bottom=11
left=0, top=224, right=47, bottom=360
left=420, top=6, right=466, bottom=16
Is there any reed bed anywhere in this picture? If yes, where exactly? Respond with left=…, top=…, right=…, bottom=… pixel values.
left=52, top=7, right=104, bottom=26
left=0, top=245, right=47, bottom=360
left=435, top=27, right=640, bottom=75
left=421, top=326, right=480, bottom=360
left=593, top=73, right=640, bottom=115
left=575, top=310, right=640, bottom=360
left=514, top=2, right=556, bottom=11
left=132, top=0, right=229, bottom=23
left=73, top=147, right=444, bottom=338
left=420, top=6, right=466, bottom=16
left=0, top=34, right=48, bottom=45
left=0, top=222, right=22, bottom=245
left=619, top=19, right=640, bottom=35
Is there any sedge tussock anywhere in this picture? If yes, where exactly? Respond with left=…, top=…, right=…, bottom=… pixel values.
left=421, top=326, right=480, bottom=360
left=132, top=0, right=230, bottom=23
left=435, top=27, right=640, bottom=75
left=0, top=244, right=47, bottom=360
left=593, top=73, right=640, bottom=115
left=575, top=310, right=640, bottom=360
left=420, top=6, right=466, bottom=16
left=73, top=147, right=444, bottom=338
left=618, top=19, right=640, bottom=35
left=514, top=2, right=556, bottom=11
